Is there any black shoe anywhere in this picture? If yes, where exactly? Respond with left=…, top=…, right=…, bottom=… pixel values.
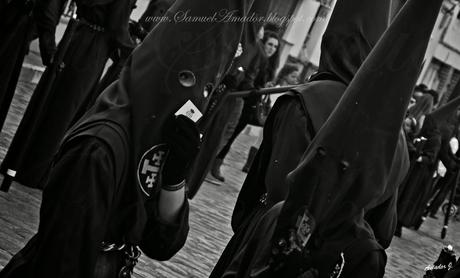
left=242, top=147, right=258, bottom=173
left=211, top=159, right=225, bottom=182
left=205, top=174, right=223, bottom=186
left=413, top=217, right=424, bottom=230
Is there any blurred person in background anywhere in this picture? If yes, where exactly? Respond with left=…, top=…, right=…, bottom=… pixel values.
left=209, top=31, right=281, bottom=182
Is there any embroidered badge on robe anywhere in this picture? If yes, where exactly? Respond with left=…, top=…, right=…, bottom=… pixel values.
left=137, top=144, right=169, bottom=197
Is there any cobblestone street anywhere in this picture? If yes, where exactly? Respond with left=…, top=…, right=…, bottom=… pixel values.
left=1, top=51, right=460, bottom=278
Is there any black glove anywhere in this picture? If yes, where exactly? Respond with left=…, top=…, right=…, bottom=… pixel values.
left=38, top=32, right=57, bottom=66
left=161, top=115, right=200, bottom=186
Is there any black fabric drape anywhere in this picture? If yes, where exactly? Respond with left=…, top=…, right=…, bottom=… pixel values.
left=0, top=0, right=35, bottom=130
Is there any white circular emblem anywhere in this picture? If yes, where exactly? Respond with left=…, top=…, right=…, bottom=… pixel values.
left=137, top=144, right=169, bottom=197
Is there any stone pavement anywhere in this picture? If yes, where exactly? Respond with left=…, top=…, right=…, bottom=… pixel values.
left=1, top=43, right=460, bottom=278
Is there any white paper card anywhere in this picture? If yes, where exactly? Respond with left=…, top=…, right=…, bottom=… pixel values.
left=175, top=100, right=203, bottom=123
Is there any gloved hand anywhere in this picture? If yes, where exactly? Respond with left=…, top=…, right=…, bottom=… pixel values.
left=38, top=32, right=57, bottom=66
left=161, top=115, right=200, bottom=186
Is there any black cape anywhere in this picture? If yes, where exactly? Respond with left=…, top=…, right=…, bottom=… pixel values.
left=0, top=122, right=189, bottom=277
left=209, top=79, right=345, bottom=278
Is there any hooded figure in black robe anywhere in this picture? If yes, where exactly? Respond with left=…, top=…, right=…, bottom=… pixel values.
left=0, top=0, right=135, bottom=190
left=209, top=0, right=411, bottom=277
left=209, top=0, right=441, bottom=276
left=426, top=82, right=460, bottom=218
left=396, top=113, right=442, bottom=230
left=0, top=0, right=253, bottom=276
left=398, top=93, right=460, bottom=233
left=0, top=0, right=36, bottom=130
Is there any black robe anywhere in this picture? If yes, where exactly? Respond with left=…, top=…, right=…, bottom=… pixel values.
left=210, top=75, right=409, bottom=277
left=0, top=123, right=189, bottom=277
left=0, top=0, right=36, bottom=130
left=222, top=202, right=387, bottom=278
left=397, top=115, right=442, bottom=227
left=209, top=91, right=315, bottom=278
left=0, top=0, right=133, bottom=189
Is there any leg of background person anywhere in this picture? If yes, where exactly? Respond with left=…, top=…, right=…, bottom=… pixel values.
left=428, top=175, right=453, bottom=218
left=242, top=126, right=263, bottom=173
left=254, top=128, right=263, bottom=147
left=210, top=97, right=245, bottom=182
left=216, top=102, right=252, bottom=161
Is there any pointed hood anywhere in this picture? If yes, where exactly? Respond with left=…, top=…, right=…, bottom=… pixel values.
left=276, top=0, right=443, bottom=245
left=64, top=0, right=254, bottom=243
left=318, top=0, right=392, bottom=84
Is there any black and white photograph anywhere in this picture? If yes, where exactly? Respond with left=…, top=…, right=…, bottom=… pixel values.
left=1, top=0, right=460, bottom=277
